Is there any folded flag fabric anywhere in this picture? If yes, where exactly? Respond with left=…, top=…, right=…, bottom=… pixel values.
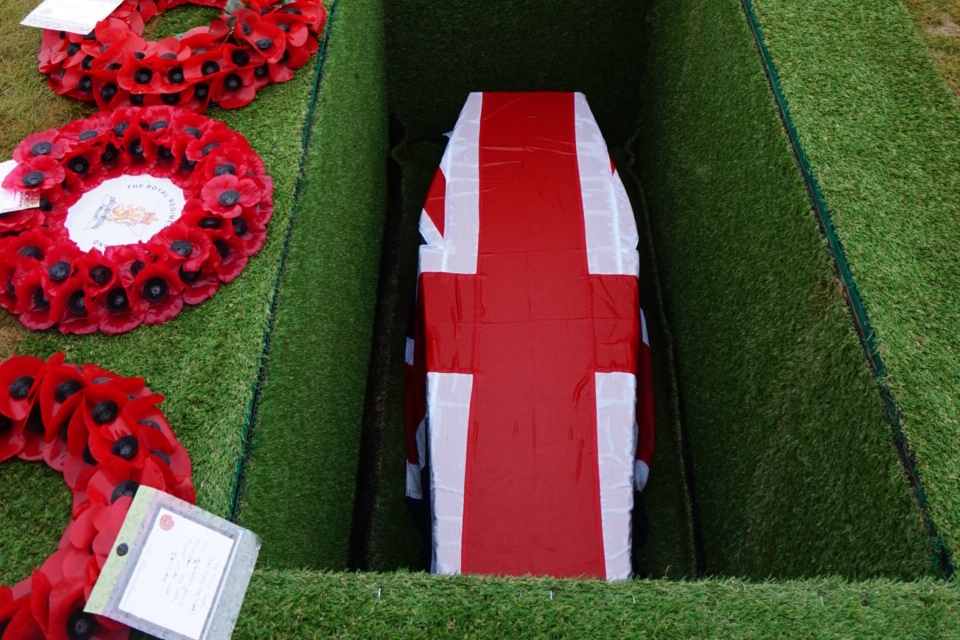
left=405, top=92, right=654, bottom=581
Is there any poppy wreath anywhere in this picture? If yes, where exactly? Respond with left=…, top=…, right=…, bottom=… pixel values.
left=38, top=0, right=326, bottom=112
left=0, top=105, right=273, bottom=334
left=0, top=353, right=195, bottom=640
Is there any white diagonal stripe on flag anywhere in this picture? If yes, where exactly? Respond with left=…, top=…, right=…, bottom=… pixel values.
left=427, top=371, right=473, bottom=575
left=595, top=371, right=637, bottom=581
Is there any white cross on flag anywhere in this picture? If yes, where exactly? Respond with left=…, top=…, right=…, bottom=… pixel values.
left=405, top=92, right=655, bottom=581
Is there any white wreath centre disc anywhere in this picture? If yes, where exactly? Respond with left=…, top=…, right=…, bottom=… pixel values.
left=65, top=175, right=186, bottom=252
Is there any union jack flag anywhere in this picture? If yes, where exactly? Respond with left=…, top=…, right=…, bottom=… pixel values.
left=405, top=92, right=654, bottom=580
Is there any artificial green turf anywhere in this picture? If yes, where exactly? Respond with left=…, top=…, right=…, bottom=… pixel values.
left=746, top=0, right=960, bottom=565
left=0, top=4, right=326, bottom=586
left=0, top=463, right=71, bottom=586
left=384, top=0, right=646, bottom=148
left=236, top=0, right=388, bottom=571
left=902, top=0, right=960, bottom=98
left=234, top=569, right=960, bottom=638
left=366, top=142, right=441, bottom=571
left=638, top=0, right=931, bottom=577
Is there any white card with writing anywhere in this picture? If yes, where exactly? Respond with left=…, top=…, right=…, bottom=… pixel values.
left=21, top=0, right=124, bottom=35
left=0, top=160, right=40, bottom=215
left=86, top=487, right=261, bottom=640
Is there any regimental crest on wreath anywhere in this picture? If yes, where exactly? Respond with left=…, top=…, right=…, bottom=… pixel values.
left=66, top=175, right=185, bottom=252
left=87, top=196, right=159, bottom=233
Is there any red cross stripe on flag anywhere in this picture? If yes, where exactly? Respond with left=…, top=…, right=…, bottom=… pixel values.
left=405, top=92, right=654, bottom=580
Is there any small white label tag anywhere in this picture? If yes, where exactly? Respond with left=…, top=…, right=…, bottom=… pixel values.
left=65, top=175, right=186, bottom=252
left=86, top=487, right=261, bottom=640
left=0, top=160, right=40, bottom=215
left=21, top=0, right=124, bottom=35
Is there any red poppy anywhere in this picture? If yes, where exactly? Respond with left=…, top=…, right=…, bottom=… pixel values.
left=42, top=430, right=71, bottom=472
left=16, top=404, right=49, bottom=462
left=263, top=12, right=310, bottom=48
left=286, top=0, right=327, bottom=27
left=74, top=253, right=119, bottom=298
left=46, top=578, right=127, bottom=640
left=13, top=131, right=69, bottom=164
left=132, top=263, right=184, bottom=324
left=59, top=66, right=96, bottom=101
left=169, top=109, right=215, bottom=142
left=128, top=400, right=176, bottom=447
left=0, top=258, right=21, bottom=312
left=153, top=222, right=213, bottom=269
left=0, top=354, right=62, bottom=442
left=39, top=363, right=87, bottom=442
left=78, top=364, right=122, bottom=387
left=233, top=9, right=287, bottom=63
left=37, top=187, right=72, bottom=230
left=50, top=278, right=102, bottom=336
left=85, top=462, right=160, bottom=510
left=211, top=65, right=257, bottom=109
left=14, top=267, right=57, bottom=330
left=209, top=231, right=248, bottom=283
left=200, top=174, right=261, bottom=218
left=39, top=30, right=69, bottom=71
left=138, top=105, right=178, bottom=143
left=61, top=148, right=104, bottom=195
left=178, top=261, right=220, bottom=305
left=185, top=127, right=242, bottom=163
left=0, top=596, right=44, bottom=640
left=0, top=413, right=26, bottom=463
left=87, top=420, right=147, bottom=471
left=2, top=156, right=65, bottom=193
left=79, top=384, right=129, bottom=437
left=231, top=207, right=269, bottom=256
left=155, top=443, right=193, bottom=487
left=117, top=52, right=171, bottom=95
left=96, top=282, right=146, bottom=334
left=39, top=243, right=81, bottom=290
left=0, top=207, right=38, bottom=235
left=103, top=245, right=152, bottom=286
left=119, top=122, right=159, bottom=171
left=179, top=21, right=228, bottom=53
left=60, top=112, right=113, bottom=145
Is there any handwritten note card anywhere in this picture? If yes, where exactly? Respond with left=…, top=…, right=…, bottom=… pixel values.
left=86, top=487, right=260, bottom=640
left=118, top=509, right=235, bottom=640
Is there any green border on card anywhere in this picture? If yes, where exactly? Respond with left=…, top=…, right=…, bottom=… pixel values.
left=85, top=486, right=158, bottom=615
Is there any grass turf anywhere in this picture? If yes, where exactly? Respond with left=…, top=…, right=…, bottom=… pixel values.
left=901, top=0, right=960, bottom=98
left=748, top=0, right=960, bottom=566
left=0, top=2, right=326, bottom=586
left=235, top=0, right=388, bottom=571
left=384, top=0, right=646, bottom=149
left=638, top=0, right=931, bottom=577
left=234, top=569, right=960, bottom=638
